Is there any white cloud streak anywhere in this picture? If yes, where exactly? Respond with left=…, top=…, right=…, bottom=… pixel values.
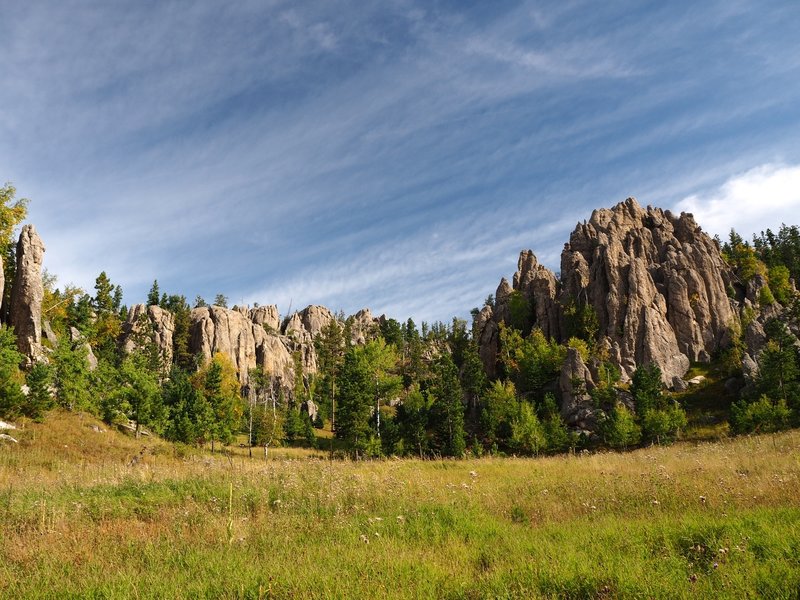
left=675, top=163, right=800, bottom=238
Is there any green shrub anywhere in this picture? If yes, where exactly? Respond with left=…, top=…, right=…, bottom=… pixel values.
left=731, top=395, right=791, bottom=434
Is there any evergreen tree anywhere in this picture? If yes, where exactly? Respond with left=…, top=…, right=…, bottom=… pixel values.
left=0, top=183, right=28, bottom=315
left=147, top=280, right=160, bottom=306
left=115, top=353, right=163, bottom=437
left=335, top=347, right=374, bottom=455
left=460, top=346, right=487, bottom=433
left=0, top=326, right=25, bottom=420
left=93, top=271, right=115, bottom=315
left=429, top=354, right=466, bottom=457
left=395, top=386, right=431, bottom=457
left=52, top=337, right=92, bottom=412
left=24, top=362, right=55, bottom=421
left=631, top=363, right=663, bottom=418
left=163, top=368, right=214, bottom=445
left=314, top=319, right=345, bottom=427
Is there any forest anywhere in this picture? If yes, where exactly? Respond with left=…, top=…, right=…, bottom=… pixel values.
left=2, top=182, right=800, bottom=459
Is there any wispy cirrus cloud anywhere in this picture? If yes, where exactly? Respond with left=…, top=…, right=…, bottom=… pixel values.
left=2, top=1, right=800, bottom=322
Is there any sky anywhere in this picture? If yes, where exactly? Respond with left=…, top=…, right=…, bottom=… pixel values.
left=2, top=0, right=800, bottom=324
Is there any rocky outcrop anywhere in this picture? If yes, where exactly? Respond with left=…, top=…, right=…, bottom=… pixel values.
left=250, top=305, right=280, bottom=332
left=189, top=304, right=342, bottom=395
left=121, top=304, right=175, bottom=369
left=9, top=225, right=45, bottom=363
left=513, top=250, right=561, bottom=339
left=349, top=308, right=379, bottom=345
left=474, top=306, right=499, bottom=378
left=477, top=197, right=738, bottom=386
left=191, top=306, right=261, bottom=383
left=562, top=198, right=735, bottom=382
left=283, top=305, right=334, bottom=340
left=558, top=347, right=596, bottom=425
left=70, top=327, right=98, bottom=371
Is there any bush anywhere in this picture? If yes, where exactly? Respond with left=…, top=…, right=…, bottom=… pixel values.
left=601, top=404, right=641, bottom=450
left=641, top=404, right=687, bottom=444
left=731, top=395, right=791, bottom=434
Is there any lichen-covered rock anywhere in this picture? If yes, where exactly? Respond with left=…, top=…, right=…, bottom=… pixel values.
left=9, top=225, right=45, bottom=363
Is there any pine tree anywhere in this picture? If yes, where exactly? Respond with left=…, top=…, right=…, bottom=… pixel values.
left=429, top=354, right=466, bottom=457
left=0, top=326, right=25, bottom=420
left=147, top=280, right=160, bottom=306
left=24, top=362, right=55, bottom=421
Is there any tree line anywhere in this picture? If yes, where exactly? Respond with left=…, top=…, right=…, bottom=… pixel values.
left=1, top=182, right=799, bottom=457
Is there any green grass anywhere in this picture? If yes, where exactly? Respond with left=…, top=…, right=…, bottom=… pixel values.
left=2, top=412, right=800, bottom=598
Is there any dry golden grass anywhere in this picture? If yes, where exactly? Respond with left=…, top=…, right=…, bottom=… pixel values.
left=2, top=411, right=799, bottom=598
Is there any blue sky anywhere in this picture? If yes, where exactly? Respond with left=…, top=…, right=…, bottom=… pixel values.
left=2, top=0, right=800, bottom=324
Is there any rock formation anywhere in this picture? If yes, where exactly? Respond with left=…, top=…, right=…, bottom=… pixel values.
left=558, top=347, right=596, bottom=427
left=283, top=305, right=334, bottom=340
left=349, top=308, right=379, bottom=345
left=191, top=305, right=262, bottom=383
left=249, top=304, right=280, bottom=332
left=477, top=197, right=739, bottom=407
left=69, top=327, right=98, bottom=371
left=9, top=225, right=45, bottom=363
left=121, top=304, right=176, bottom=369
left=512, top=250, right=561, bottom=340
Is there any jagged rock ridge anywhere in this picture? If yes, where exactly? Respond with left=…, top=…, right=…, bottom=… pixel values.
left=477, top=197, right=737, bottom=385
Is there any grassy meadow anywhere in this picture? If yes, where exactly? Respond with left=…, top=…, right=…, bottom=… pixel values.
left=2, top=411, right=800, bottom=599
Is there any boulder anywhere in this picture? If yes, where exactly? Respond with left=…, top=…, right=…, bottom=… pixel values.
left=301, top=399, right=319, bottom=423
left=671, top=376, right=688, bottom=392
left=745, top=319, right=767, bottom=356
left=742, top=352, right=759, bottom=382
left=9, top=225, right=45, bottom=363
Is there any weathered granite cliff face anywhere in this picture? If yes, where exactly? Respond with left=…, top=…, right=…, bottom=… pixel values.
left=477, top=198, right=738, bottom=388
left=9, top=225, right=45, bottom=363
left=188, top=304, right=344, bottom=397
left=561, top=198, right=735, bottom=382
left=121, top=304, right=175, bottom=369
